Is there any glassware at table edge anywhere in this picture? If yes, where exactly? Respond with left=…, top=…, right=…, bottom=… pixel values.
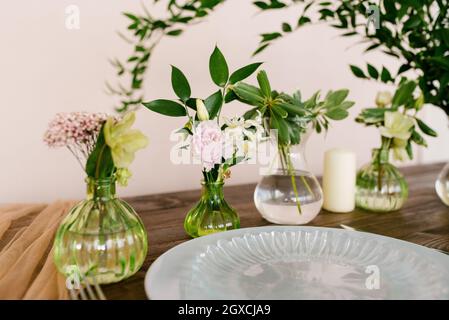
left=53, top=177, right=148, bottom=284
left=184, top=180, right=240, bottom=238
left=254, top=129, right=323, bottom=225
left=436, top=162, right=449, bottom=206
left=356, top=148, right=408, bottom=212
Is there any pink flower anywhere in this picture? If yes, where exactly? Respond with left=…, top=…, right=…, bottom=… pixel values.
left=191, top=120, right=223, bottom=172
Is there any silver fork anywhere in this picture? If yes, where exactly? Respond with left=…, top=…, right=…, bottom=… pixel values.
left=68, top=275, right=106, bottom=300
left=339, top=224, right=449, bottom=256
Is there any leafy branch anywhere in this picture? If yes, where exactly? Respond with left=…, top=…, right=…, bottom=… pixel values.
left=107, top=0, right=225, bottom=113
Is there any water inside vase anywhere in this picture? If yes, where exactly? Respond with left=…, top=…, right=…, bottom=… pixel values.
left=254, top=170, right=323, bottom=225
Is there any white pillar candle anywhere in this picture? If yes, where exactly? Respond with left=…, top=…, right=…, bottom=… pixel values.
left=323, top=148, right=356, bottom=213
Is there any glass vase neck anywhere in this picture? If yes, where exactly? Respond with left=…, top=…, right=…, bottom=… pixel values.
left=372, top=148, right=390, bottom=165
left=201, top=180, right=224, bottom=199
left=86, top=177, right=116, bottom=201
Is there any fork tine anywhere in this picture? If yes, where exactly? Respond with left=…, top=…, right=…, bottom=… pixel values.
left=92, top=276, right=106, bottom=300
left=78, top=284, right=88, bottom=300
left=84, top=279, right=98, bottom=300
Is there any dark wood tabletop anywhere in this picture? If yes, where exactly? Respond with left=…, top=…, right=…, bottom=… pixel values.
left=102, top=162, right=449, bottom=300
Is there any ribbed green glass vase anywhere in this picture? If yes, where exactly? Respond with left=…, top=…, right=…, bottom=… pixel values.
left=53, top=177, right=148, bottom=284
left=184, top=181, right=240, bottom=238
left=356, top=148, right=408, bottom=212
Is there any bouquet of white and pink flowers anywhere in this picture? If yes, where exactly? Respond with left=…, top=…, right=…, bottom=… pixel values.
left=143, top=47, right=263, bottom=185
left=142, top=46, right=264, bottom=237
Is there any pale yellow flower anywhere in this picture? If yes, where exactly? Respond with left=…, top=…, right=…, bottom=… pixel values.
left=375, top=91, right=392, bottom=108
left=391, top=138, right=409, bottom=162
left=116, top=168, right=132, bottom=186
left=104, top=112, right=149, bottom=168
left=380, top=111, right=414, bottom=140
left=196, top=99, right=209, bottom=121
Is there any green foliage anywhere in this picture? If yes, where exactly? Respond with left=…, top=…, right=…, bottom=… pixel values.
left=142, top=99, right=187, bottom=117
left=85, top=125, right=115, bottom=179
left=142, top=46, right=262, bottom=121
left=232, top=70, right=354, bottom=147
left=209, top=46, right=229, bottom=87
left=108, top=0, right=226, bottom=113
left=251, top=0, right=449, bottom=115
left=356, top=80, right=437, bottom=161
left=171, top=66, right=191, bottom=102
left=114, top=0, right=449, bottom=117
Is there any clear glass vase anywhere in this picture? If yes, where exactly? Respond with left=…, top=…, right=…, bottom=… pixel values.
left=184, top=181, right=240, bottom=238
left=436, top=162, right=449, bottom=206
left=254, top=132, right=323, bottom=225
left=53, top=177, right=148, bottom=284
left=356, top=148, right=408, bottom=212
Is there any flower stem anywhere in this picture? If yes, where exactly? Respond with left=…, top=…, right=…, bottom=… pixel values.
left=280, top=145, right=302, bottom=215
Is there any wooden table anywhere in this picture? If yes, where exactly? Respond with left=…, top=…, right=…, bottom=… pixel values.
left=103, top=163, right=449, bottom=299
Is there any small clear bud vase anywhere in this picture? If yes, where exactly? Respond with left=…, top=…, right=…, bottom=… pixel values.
left=184, top=181, right=240, bottom=238
left=436, top=162, right=449, bottom=206
left=254, top=132, right=323, bottom=224
left=356, top=148, right=408, bottom=212
left=53, top=177, right=148, bottom=284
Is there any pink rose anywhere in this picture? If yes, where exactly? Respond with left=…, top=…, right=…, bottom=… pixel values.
left=192, top=120, right=223, bottom=172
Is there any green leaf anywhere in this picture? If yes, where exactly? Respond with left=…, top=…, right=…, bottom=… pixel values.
left=171, top=66, right=191, bottom=101
left=416, top=119, right=437, bottom=137
left=185, top=98, right=197, bottom=110
left=282, top=22, right=292, bottom=32
left=367, top=63, right=379, bottom=80
left=142, top=99, right=187, bottom=117
left=326, top=108, right=349, bottom=120
left=392, top=81, right=417, bottom=108
left=232, top=82, right=265, bottom=106
left=224, top=90, right=238, bottom=103
left=204, top=90, right=223, bottom=119
left=350, top=65, right=366, bottom=79
left=270, top=110, right=290, bottom=145
left=411, top=130, right=427, bottom=147
left=380, top=67, right=393, bottom=83
left=340, top=101, right=355, bottom=109
left=272, top=105, right=288, bottom=118
left=209, top=46, right=229, bottom=87
left=85, top=126, right=115, bottom=179
left=261, top=32, right=282, bottom=42
left=325, top=89, right=349, bottom=107
left=167, top=29, right=183, bottom=36
left=253, top=43, right=270, bottom=56
left=276, top=102, right=307, bottom=116
left=229, top=62, right=263, bottom=84
left=257, top=70, right=272, bottom=98
left=356, top=108, right=386, bottom=124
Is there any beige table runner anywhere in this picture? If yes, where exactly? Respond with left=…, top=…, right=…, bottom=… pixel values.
left=0, top=201, right=76, bottom=300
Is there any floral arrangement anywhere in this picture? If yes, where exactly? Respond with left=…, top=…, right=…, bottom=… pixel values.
left=356, top=80, right=437, bottom=161
left=44, top=111, right=148, bottom=186
left=230, top=71, right=354, bottom=213
left=142, top=46, right=263, bottom=184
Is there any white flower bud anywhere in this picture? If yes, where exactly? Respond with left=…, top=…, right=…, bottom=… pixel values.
left=196, top=99, right=209, bottom=121
left=375, top=91, right=393, bottom=108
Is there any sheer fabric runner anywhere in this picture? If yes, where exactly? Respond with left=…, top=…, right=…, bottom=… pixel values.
left=0, top=201, right=75, bottom=299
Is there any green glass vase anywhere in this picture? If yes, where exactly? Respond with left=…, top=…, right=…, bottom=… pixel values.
left=184, top=181, right=240, bottom=238
left=53, top=177, right=148, bottom=284
left=356, top=148, right=408, bottom=212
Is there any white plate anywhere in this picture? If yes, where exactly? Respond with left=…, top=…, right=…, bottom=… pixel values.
left=145, top=226, right=449, bottom=300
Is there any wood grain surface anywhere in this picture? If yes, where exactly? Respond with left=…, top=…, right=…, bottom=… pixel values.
left=102, top=162, right=449, bottom=299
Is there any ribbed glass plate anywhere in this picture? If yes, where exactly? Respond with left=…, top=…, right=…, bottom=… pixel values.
left=145, top=226, right=449, bottom=300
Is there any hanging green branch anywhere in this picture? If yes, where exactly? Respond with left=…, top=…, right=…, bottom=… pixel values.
left=252, top=0, right=449, bottom=115
left=107, top=0, right=225, bottom=113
